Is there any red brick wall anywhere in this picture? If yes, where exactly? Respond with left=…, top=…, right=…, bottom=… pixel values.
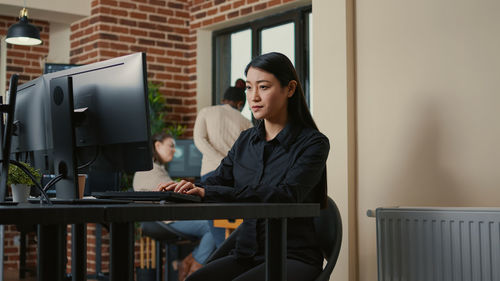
left=189, top=0, right=295, bottom=29
left=2, top=225, right=37, bottom=271
left=66, top=224, right=111, bottom=275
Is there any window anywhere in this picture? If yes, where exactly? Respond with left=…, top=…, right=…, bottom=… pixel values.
left=261, top=22, right=295, bottom=63
left=0, top=37, right=6, bottom=99
left=212, top=6, right=312, bottom=120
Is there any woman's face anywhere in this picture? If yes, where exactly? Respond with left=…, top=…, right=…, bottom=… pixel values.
left=245, top=67, right=295, bottom=122
left=155, top=137, right=175, bottom=164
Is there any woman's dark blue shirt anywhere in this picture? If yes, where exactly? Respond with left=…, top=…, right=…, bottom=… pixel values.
left=200, top=120, right=330, bottom=267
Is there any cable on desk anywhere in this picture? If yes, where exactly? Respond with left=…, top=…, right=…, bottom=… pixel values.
left=42, top=174, right=64, bottom=192
left=77, top=146, right=100, bottom=171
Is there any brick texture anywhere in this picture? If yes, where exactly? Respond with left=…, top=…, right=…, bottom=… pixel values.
left=1, top=225, right=37, bottom=271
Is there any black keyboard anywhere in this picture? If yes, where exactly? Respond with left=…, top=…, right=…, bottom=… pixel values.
left=28, top=198, right=131, bottom=204
left=91, top=191, right=201, bottom=203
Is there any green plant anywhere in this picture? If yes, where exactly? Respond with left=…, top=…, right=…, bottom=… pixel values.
left=148, top=82, right=167, bottom=136
left=148, top=82, right=187, bottom=137
left=7, top=162, right=41, bottom=186
left=166, top=124, right=186, bottom=139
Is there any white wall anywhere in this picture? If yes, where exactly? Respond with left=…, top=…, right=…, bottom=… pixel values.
left=0, top=0, right=90, bottom=24
left=196, top=29, right=212, bottom=111
left=47, top=22, right=70, bottom=64
left=356, top=0, right=500, bottom=280
left=0, top=37, right=6, bottom=98
left=312, top=0, right=354, bottom=280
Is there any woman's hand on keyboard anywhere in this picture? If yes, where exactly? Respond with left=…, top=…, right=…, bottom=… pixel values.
left=157, top=181, right=176, bottom=191
left=157, top=180, right=205, bottom=198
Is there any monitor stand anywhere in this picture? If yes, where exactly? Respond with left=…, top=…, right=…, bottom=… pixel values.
left=50, top=76, right=79, bottom=199
left=0, top=74, right=18, bottom=202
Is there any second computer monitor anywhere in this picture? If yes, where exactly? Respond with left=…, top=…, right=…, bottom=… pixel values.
left=168, top=139, right=202, bottom=178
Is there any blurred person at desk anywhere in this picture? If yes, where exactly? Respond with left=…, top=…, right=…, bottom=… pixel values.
left=133, top=133, right=216, bottom=280
left=158, top=52, right=330, bottom=281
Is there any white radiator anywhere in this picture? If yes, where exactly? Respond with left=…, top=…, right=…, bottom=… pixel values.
left=375, top=207, right=500, bottom=281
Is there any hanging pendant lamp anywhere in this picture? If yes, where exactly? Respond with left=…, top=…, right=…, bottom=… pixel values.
left=6, top=7, right=42, bottom=46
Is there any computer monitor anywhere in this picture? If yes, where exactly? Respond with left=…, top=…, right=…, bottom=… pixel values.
left=44, top=63, right=81, bottom=74
left=168, top=139, right=202, bottom=178
left=11, top=76, right=53, bottom=173
left=11, top=52, right=152, bottom=199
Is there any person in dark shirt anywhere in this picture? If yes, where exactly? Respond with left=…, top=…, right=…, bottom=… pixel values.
left=158, top=52, right=330, bottom=281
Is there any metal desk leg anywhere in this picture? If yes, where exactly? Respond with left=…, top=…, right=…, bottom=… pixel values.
left=109, top=222, right=134, bottom=281
left=37, top=224, right=67, bottom=281
left=155, top=241, right=161, bottom=281
left=19, top=229, right=26, bottom=279
left=0, top=225, right=4, bottom=281
left=266, top=218, right=287, bottom=281
left=71, top=224, right=87, bottom=281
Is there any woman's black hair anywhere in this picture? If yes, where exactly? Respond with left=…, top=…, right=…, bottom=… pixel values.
left=244, top=52, right=318, bottom=130
left=151, top=132, right=173, bottom=164
left=245, top=52, right=328, bottom=208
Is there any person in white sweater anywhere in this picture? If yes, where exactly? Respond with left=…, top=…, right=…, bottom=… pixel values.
left=133, top=133, right=216, bottom=280
left=194, top=87, right=252, bottom=180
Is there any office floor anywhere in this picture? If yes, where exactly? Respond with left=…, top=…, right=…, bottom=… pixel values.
left=2, top=269, right=100, bottom=281
left=3, top=268, right=35, bottom=281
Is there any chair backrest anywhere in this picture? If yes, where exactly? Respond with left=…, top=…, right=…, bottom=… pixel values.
left=205, top=197, right=343, bottom=280
left=313, top=197, right=343, bottom=281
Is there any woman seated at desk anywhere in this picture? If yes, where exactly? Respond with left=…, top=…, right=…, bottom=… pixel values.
left=133, top=133, right=216, bottom=280
left=158, top=52, right=330, bottom=281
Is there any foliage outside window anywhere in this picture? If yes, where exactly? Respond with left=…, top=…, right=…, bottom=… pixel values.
left=148, top=82, right=186, bottom=138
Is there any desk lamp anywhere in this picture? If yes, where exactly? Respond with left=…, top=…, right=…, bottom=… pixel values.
left=6, top=6, right=42, bottom=46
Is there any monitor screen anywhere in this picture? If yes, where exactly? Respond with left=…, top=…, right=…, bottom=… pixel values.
left=44, top=63, right=81, bottom=74
left=11, top=53, right=152, bottom=198
left=168, top=139, right=202, bottom=178
left=11, top=77, right=49, bottom=152
left=11, top=77, right=53, bottom=173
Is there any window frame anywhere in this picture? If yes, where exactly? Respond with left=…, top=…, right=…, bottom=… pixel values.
left=211, top=5, right=312, bottom=106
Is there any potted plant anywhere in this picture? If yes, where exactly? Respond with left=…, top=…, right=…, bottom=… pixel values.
left=7, top=162, right=41, bottom=202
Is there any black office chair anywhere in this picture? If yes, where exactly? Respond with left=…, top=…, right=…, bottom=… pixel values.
left=140, top=221, right=200, bottom=281
left=313, top=196, right=343, bottom=281
left=205, top=197, right=342, bottom=281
